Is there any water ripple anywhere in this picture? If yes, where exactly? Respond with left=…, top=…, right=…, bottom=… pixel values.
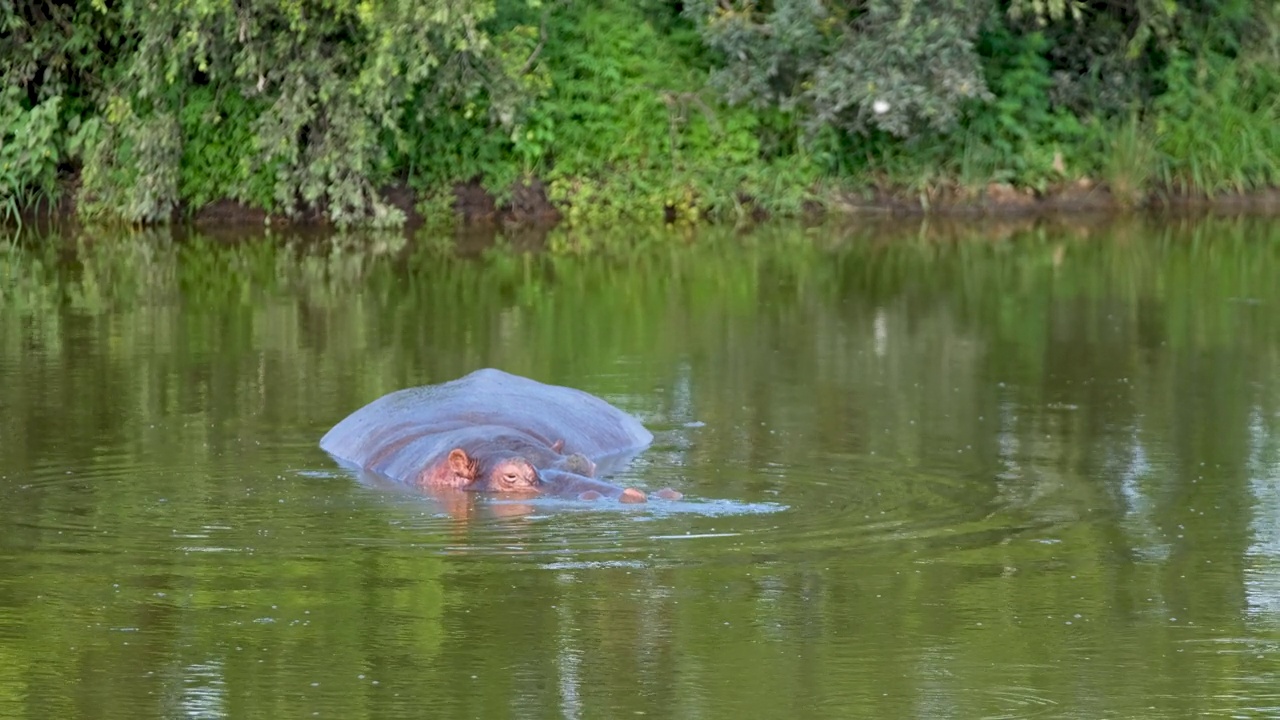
left=314, top=441, right=1040, bottom=568
left=0, top=433, right=1048, bottom=571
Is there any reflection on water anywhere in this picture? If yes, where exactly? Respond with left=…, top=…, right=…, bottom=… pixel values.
left=4, top=215, right=1280, bottom=718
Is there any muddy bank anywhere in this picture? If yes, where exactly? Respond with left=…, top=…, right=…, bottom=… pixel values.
left=10, top=176, right=1280, bottom=233
left=834, top=180, right=1280, bottom=216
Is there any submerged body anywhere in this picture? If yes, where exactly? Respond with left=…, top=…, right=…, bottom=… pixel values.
left=320, top=369, right=677, bottom=503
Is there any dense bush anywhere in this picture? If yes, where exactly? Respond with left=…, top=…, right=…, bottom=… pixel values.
left=1, top=0, right=1276, bottom=226
left=4, top=0, right=542, bottom=225
left=684, top=0, right=992, bottom=141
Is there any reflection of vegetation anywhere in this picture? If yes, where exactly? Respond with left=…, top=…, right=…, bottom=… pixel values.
left=5, top=218, right=1280, bottom=717
left=6, top=215, right=1280, bottom=335
left=6, top=216, right=1280, bottom=499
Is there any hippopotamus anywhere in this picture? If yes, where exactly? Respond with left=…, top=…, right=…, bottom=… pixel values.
left=320, top=369, right=681, bottom=503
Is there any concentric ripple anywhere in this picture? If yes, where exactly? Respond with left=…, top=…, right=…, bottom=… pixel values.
left=304, top=433, right=1047, bottom=570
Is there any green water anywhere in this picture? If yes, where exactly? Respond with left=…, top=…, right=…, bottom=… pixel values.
left=4, top=216, right=1280, bottom=719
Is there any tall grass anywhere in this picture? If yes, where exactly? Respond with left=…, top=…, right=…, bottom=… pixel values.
left=1100, top=114, right=1156, bottom=207
left=1150, top=52, right=1280, bottom=195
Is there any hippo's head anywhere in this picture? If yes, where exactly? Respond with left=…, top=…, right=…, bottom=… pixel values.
left=421, top=437, right=665, bottom=503
left=442, top=447, right=542, bottom=494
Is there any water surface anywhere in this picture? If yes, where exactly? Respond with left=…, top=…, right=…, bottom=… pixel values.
left=4, top=216, right=1280, bottom=718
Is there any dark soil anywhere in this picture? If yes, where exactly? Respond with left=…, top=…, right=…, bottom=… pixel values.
left=11, top=175, right=1280, bottom=232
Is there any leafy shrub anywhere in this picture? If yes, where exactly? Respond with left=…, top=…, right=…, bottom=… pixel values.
left=78, top=100, right=183, bottom=223
left=0, top=88, right=63, bottom=219
left=178, top=86, right=277, bottom=212
left=685, top=0, right=991, bottom=141
left=961, top=29, right=1087, bottom=187
left=534, top=0, right=764, bottom=223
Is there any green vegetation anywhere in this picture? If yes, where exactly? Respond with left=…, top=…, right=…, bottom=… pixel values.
left=2, top=0, right=1277, bottom=227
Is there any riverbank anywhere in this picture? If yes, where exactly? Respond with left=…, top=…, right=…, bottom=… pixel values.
left=5, top=2, right=1276, bottom=232
left=12, top=174, right=1279, bottom=235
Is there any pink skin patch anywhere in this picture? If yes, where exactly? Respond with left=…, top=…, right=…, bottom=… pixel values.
left=652, top=488, right=683, bottom=501
left=619, top=488, right=647, bottom=504
left=577, top=490, right=603, bottom=501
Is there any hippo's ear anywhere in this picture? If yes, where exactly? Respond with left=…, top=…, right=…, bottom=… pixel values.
left=551, top=439, right=565, bottom=453
left=447, top=448, right=475, bottom=479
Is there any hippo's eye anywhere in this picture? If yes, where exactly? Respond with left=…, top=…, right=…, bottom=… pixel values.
left=502, top=470, right=520, bottom=483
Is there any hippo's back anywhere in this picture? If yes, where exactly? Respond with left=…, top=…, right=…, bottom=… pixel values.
left=319, top=369, right=654, bottom=473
